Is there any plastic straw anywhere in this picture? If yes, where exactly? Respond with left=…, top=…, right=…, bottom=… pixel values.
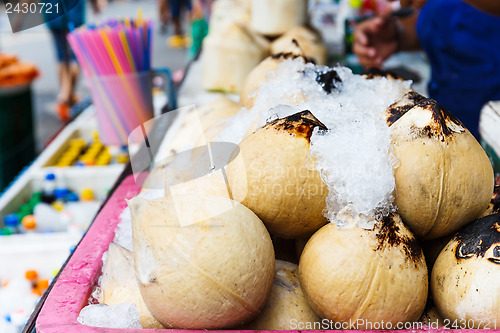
left=67, top=16, right=154, bottom=143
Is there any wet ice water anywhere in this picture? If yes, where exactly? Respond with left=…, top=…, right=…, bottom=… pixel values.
left=220, top=59, right=412, bottom=228
left=77, top=303, right=142, bottom=329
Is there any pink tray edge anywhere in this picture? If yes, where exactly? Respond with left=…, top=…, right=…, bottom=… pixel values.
left=34, top=175, right=497, bottom=333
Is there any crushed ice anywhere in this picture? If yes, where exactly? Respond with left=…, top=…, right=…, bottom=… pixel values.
left=77, top=303, right=142, bottom=329
left=222, top=59, right=411, bottom=228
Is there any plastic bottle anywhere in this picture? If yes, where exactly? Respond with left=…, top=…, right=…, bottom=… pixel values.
left=33, top=203, right=68, bottom=232
left=53, top=185, right=69, bottom=212
left=65, top=201, right=101, bottom=229
left=4, top=214, right=20, bottom=234
left=41, top=173, right=56, bottom=203
left=18, top=204, right=32, bottom=220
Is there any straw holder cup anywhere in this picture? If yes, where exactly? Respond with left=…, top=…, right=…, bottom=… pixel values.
left=88, top=70, right=157, bottom=145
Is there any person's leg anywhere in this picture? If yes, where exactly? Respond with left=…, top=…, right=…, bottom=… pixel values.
left=69, top=62, right=80, bottom=106
left=58, top=61, right=72, bottom=104
left=170, top=0, right=182, bottom=35
left=159, top=0, right=168, bottom=33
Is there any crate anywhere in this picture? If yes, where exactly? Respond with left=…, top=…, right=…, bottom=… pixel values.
left=0, top=84, right=35, bottom=190
left=35, top=175, right=147, bottom=333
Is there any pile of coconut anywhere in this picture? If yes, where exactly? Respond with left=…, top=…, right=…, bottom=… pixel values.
left=81, top=51, right=499, bottom=330
left=202, top=0, right=327, bottom=93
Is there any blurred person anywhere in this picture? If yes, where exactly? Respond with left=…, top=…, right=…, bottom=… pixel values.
left=158, top=0, right=169, bottom=34
left=189, top=0, right=208, bottom=58
left=167, top=0, right=192, bottom=48
left=353, top=0, right=500, bottom=138
left=44, top=0, right=105, bottom=121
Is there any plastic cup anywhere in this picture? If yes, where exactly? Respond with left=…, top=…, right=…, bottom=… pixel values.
left=87, top=71, right=154, bottom=145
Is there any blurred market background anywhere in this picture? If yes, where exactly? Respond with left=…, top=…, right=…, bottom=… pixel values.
left=0, top=0, right=189, bottom=152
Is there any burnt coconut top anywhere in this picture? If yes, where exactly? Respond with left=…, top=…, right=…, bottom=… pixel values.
left=375, top=213, right=424, bottom=266
left=454, top=213, right=500, bottom=265
left=386, top=91, right=426, bottom=126
left=271, top=39, right=316, bottom=64
left=267, top=110, right=327, bottom=142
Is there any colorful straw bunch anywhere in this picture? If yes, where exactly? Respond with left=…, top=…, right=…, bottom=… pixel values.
left=67, top=16, right=154, bottom=145
left=67, top=17, right=153, bottom=76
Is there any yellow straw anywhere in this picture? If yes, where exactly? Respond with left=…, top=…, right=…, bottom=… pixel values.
left=120, top=30, right=136, bottom=72
left=137, top=8, right=143, bottom=27
left=99, top=29, right=150, bottom=123
left=100, top=30, right=123, bottom=74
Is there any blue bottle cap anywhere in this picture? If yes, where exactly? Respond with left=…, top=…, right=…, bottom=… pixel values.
left=65, top=192, right=79, bottom=202
left=54, top=188, right=69, bottom=200
left=45, top=173, right=56, bottom=181
left=4, top=213, right=19, bottom=227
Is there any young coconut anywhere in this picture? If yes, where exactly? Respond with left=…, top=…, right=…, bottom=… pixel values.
left=209, top=0, right=251, bottom=34
left=244, top=260, right=320, bottom=330
left=251, top=0, right=308, bottom=36
left=299, top=213, right=428, bottom=327
left=390, top=99, right=494, bottom=239
left=384, top=90, right=426, bottom=126
left=270, top=26, right=328, bottom=65
left=239, top=41, right=313, bottom=110
left=193, top=96, right=241, bottom=147
left=202, top=22, right=269, bottom=93
left=431, top=213, right=500, bottom=327
left=129, top=194, right=275, bottom=329
left=101, top=243, right=164, bottom=329
left=226, top=110, right=329, bottom=239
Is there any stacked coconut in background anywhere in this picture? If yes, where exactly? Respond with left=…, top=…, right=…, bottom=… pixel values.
left=83, top=0, right=500, bottom=330
left=202, top=0, right=327, bottom=93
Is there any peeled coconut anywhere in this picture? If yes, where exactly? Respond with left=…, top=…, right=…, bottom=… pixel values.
left=299, top=213, right=428, bottom=327
left=251, top=0, right=308, bottom=36
left=202, top=22, right=269, bottom=93
left=226, top=110, right=329, bottom=239
left=240, top=42, right=312, bottom=109
left=270, top=26, right=328, bottom=65
left=194, top=96, right=241, bottom=146
left=480, top=184, right=500, bottom=218
left=101, top=243, right=164, bottom=329
left=167, top=170, right=232, bottom=199
left=244, top=260, right=320, bottom=330
left=209, top=0, right=251, bottom=34
left=431, top=213, right=500, bottom=327
left=390, top=99, right=494, bottom=239
left=129, top=194, right=275, bottom=329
